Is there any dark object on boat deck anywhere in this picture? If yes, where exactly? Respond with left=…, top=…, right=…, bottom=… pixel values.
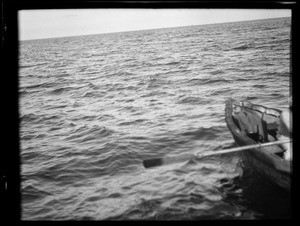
left=225, top=98, right=291, bottom=191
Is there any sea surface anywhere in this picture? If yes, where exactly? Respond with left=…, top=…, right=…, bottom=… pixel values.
left=19, top=17, right=291, bottom=220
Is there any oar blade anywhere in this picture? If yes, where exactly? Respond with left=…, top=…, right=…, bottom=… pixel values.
left=143, top=158, right=163, bottom=168
left=143, top=153, right=194, bottom=169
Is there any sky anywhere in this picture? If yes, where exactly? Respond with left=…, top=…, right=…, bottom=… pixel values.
left=19, top=9, right=291, bottom=41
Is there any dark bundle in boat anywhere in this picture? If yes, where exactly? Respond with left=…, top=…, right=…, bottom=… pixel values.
left=225, top=98, right=291, bottom=191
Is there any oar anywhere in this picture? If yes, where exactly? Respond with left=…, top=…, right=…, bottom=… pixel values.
left=143, top=139, right=292, bottom=169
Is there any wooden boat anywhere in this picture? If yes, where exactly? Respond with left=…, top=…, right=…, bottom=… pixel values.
left=225, top=98, right=291, bottom=191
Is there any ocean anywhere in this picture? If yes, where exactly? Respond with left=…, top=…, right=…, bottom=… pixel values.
left=19, top=17, right=291, bottom=220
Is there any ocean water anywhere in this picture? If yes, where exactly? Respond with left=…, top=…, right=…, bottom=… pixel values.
left=19, top=17, right=291, bottom=220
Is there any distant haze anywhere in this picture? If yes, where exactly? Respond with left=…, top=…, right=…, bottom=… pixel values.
left=19, top=9, right=291, bottom=41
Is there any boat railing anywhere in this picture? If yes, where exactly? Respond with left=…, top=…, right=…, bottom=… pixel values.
left=232, top=100, right=281, bottom=118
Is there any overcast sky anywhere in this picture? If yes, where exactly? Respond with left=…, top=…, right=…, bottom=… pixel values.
left=19, top=9, right=291, bottom=41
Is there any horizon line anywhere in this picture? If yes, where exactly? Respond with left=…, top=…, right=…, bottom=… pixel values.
left=20, top=16, right=291, bottom=42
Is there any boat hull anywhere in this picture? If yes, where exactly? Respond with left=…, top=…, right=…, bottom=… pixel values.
left=225, top=98, right=291, bottom=191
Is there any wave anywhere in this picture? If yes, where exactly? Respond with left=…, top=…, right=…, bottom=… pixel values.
left=268, top=38, right=290, bottom=45
left=209, top=70, right=225, bottom=75
left=82, top=91, right=95, bottom=98
left=20, top=113, right=42, bottom=123
left=176, top=96, right=213, bottom=105
left=270, top=93, right=285, bottom=98
left=87, top=82, right=99, bottom=90
left=65, top=125, right=115, bottom=142
left=230, top=44, right=253, bottom=51
left=115, top=71, right=136, bottom=77
left=180, top=125, right=226, bottom=140
left=21, top=134, right=36, bottom=141
left=19, top=90, right=30, bottom=96
left=231, top=45, right=251, bottom=50
left=148, top=61, right=181, bottom=67
left=187, top=78, right=210, bottom=85
left=22, top=185, right=53, bottom=203
left=165, top=61, right=181, bottom=66
left=21, top=133, right=46, bottom=141
left=22, top=82, right=56, bottom=90
left=22, top=150, right=42, bottom=161
left=185, top=78, right=230, bottom=87
left=118, top=119, right=146, bottom=126
left=20, top=113, right=63, bottom=127
left=20, top=62, right=48, bottom=69
left=252, top=84, right=266, bottom=89
left=97, top=114, right=115, bottom=121
left=48, top=87, right=70, bottom=95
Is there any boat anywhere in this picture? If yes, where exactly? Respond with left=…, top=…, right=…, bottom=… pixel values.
left=225, top=98, right=291, bottom=191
